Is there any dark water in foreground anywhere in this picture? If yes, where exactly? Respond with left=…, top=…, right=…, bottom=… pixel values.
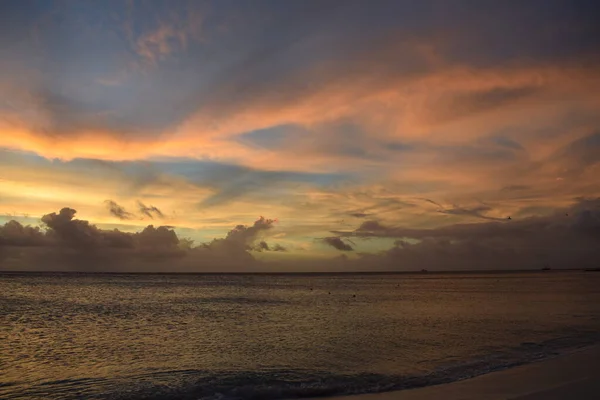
left=2, top=271, right=600, bottom=400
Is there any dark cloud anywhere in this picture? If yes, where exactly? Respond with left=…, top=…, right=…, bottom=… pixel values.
left=338, top=217, right=506, bottom=240
left=349, top=212, right=369, bottom=218
left=202, top=216, right=278, bottom=257
left=0, top=220, right=46, bottom=247
left=40, top=208, right=136, bottom=250
left=356, top=220, right=389, bottom=232
left=105, top=200, right=134, bottom=220
left=0, top=208, right=280, bottom=272
left=254, top=241, right=270, bottom=252
left=135, top=225, right=178, bottom=249
left=322, top=237, right=354, bottom=251
left=271, top=243, right=287, bottom=252
left=42, top=208, right=103, bottom=247
left=419, top=198, right=443, bottom=208
left=332, top=198, right=600, bottom=270
left=192, top=217, right=280, bottom=266
left=225, top=216, right=276, bottom=245
left=3, top=198, right=600, bottom=271
left=137, top=201, right=164, bottom=219
left=251, top=241, right=288, bottom=252
left=101, top=229, right=135, bottom=249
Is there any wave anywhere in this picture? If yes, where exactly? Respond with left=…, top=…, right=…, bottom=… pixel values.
left=3, top=333, right=599, bottom=400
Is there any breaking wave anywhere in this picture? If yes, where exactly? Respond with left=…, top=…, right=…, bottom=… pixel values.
left=3, top=333, right=599, bottom=400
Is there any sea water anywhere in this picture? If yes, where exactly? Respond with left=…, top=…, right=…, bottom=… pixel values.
left=2, top=271, right=600, bottom=399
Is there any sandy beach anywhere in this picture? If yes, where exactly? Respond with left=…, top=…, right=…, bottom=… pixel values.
left=330, top=346, right=600, bottom=400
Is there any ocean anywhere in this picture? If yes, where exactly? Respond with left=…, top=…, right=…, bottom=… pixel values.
left=1, top=271, right=600, bottom=400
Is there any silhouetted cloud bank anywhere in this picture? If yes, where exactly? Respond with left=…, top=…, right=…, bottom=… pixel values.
left=0, top=208, right=280, bottom=272
left=330, top=198, right=600, bottom=270
left=1, top=198, right=599, bottom=272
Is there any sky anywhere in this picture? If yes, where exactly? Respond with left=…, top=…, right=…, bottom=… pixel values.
left=1, top=0, right=599, bottom=272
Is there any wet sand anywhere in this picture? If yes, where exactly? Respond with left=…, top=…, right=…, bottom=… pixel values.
left=330, top=345, right=600, bottom=400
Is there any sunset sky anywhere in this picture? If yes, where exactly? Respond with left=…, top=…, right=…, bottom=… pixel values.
left=1, top=0, right=599, bottom=271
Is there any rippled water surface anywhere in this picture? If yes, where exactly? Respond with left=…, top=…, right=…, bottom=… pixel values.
left=2, top=271, right=600, bottom=399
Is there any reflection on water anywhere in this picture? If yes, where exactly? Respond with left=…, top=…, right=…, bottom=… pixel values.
left=2, top=271, right=600, bottom=399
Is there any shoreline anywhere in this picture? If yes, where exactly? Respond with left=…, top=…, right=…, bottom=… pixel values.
left=325, top=345, right=600, bottom=400
left=0, top=269, right=591, bottom=275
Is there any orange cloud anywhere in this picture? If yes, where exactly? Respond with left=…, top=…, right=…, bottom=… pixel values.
left=3, top=61, right=598, bottom=168
left=2, top=51, right=599, bottom=239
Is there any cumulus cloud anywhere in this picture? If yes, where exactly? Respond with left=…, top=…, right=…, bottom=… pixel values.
left=42, top=207, right=104, bottom=247
left=322, top=237, right=354, bottom=251
left=0, top=208, right=280, bottom=272
left=137, top=201, right=164, bottom=219
left=225, top=216, right=275, bottom=243
left=0, top=220, right=46, bottom=247
left=105, top=200, right=134, bottom=220
left=39, top=207, right=138, bottom=250
left=135, top=225, right=179, bottom=252
left=2, top=198, right=599, bottom=272
left=203, top=216, right=278, bottom=255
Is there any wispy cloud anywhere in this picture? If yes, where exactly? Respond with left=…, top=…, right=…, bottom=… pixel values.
left=104, top=200, right=134, bottom=220
left=129, top=2, right=204, bottom=67
left=321, top=237, right=354, bottom=251
left=135, top=22, right=188, bottom=65
left=137, top=201, right=164, bottom=219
